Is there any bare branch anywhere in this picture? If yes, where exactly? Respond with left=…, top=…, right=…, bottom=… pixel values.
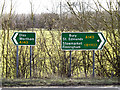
left=0, top=0, right=5, bottom=18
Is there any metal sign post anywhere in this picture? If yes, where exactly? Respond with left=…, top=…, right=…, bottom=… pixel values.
left=68, top=51, right=72, bottom=77
left=30, top=46, right=32, bottom=78
left=12, top=32, right=36, bottom=78
left=93, top=50, right=95, bottom=77
left=61, top=32, right=106, bottom=78
left=16, top=46, right=19, bottom=78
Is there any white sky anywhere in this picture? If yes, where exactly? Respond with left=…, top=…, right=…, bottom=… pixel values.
left=0, top=0, right=118, bottom=14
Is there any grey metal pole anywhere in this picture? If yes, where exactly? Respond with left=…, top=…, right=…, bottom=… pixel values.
left=16, top=46, right=19, bottom=78
left=93, top=50, right=95, bottom=78
left=30, top=46, right=32, bottom=78
left=68, top=51, right=72, bottom=77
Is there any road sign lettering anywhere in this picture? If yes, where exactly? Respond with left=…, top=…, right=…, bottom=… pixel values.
left=11, top=32, right=36, bottom=46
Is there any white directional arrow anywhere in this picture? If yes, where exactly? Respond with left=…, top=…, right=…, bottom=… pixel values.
left=13, top=33, right=18, bottom=45
left=98, top=33, right=104, bottom=49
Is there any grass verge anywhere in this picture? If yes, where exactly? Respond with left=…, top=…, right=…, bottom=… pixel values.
left=2, top=77, right=120, bottom=87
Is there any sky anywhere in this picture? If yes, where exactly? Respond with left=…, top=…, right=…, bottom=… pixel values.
left=0, top=0, right=64, bottom=14
left=0, top=0, right=118, bottom=14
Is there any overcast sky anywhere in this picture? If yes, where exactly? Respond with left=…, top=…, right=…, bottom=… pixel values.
left=0, top=0, right=118, bottom=14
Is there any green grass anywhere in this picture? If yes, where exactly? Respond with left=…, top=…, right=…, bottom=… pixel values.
left=2, top=77, right=119, bottom=87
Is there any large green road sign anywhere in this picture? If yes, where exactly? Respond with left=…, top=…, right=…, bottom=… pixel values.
left=11, top=32, right=36, bottom=46
left=61, top=32, right=106, bottom=50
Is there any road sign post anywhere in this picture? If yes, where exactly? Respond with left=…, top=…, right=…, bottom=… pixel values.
left=12, top=32, right=36, bottom=78
left=30, top=46, right=32, bottom=78
left=68, top=51, right=72, bottom=77
left=93, top=50, right=95, bottom=78
left=16, top=46, right=19, bottom=78
left=61, top=32, right=106, bottom=77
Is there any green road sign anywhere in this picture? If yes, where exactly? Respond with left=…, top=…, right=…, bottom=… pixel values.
left=61, top=32, right=106, bottom=50
left=11, top=32, right=36, bottom=46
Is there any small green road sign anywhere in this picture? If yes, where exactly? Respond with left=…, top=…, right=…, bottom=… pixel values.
left=61, top=32, right=106, bottom=50
left=11, top=32, right=36, bottom=46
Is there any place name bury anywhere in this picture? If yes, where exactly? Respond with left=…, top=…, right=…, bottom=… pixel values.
left=69, top=34, right=77, bottom=37
left=68, top=34, right=83, bottom=41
